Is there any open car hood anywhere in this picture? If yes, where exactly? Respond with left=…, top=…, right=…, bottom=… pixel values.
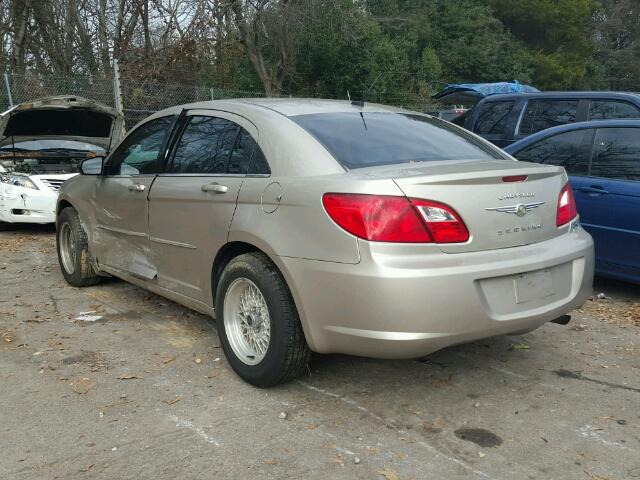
left=0, top=96, right=124, bottom=151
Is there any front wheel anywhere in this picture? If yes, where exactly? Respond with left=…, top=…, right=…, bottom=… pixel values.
left=56, top=207, right=101, bottom=287
left=215, top=252, right=310, bottom=387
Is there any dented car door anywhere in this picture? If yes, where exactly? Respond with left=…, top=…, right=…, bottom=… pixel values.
left=147, top=111, right=253, bottom=303
left=92, top=116, right=175, bottom=278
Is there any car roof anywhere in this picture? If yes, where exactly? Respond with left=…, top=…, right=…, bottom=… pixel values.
left=149, top=97, right=406, bottom=119
left=239, top=98, right=407, bottom=116
left=505, top=119, right=640, bottom=153
left=138, top=98, right=421, bottom=178
left=479, top=91, right=640, bottom=103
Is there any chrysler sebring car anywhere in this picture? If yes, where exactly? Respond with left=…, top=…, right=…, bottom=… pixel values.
left=55, top=99, right=594, bottom=386
left=0, top=96, right=122, bottom=225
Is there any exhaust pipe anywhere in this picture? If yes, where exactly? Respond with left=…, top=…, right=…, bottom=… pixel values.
left=550, top=314, right=571, bottom=325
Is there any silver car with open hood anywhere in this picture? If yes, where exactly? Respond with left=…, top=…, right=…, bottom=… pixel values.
left=55, top=98, right=594, bottom=386
left=0, top=95, right=122, bottom=224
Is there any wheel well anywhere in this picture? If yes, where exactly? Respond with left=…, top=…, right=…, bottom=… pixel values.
left=57, top=200, right=73, bottom=217
left=211, top=241, right=262, bottom=300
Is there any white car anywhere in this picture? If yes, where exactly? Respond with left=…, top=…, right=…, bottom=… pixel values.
left=0, top=96, right=123, bottom=225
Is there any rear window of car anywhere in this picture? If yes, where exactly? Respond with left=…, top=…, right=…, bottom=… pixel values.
left=588, top=100, right=640, bottom=120
left=291, top=112, right=503, bottom=169
left=519, top=100, right=579, bottom=135
left=592, top=127, right=640, bottom=181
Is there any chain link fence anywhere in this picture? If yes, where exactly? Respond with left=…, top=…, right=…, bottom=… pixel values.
left=1, top=72, right=441, bottom=132
left=1, top=73, right=115, bottom=113
left=120, top=79, right=267, bottom=127
left=1, top=72, right=266, bottom=130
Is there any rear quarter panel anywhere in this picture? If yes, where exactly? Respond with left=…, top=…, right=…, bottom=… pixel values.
left=230, top=174, right=405, bottom=264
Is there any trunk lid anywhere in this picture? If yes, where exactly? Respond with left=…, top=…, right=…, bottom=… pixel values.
left=365, top=159, right=567, bottom=253
left=0, top=95, right=124, bottom=151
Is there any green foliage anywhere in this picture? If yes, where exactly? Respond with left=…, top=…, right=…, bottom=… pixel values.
left=425, top=0, right=533, bottom=84
left=487, top=0, right=599, bottom=89
left=287, top=0, right=537, bottom=105
left=421, top=48, right=441, bottom=82
left=588, top=0, right=640, bottom=91
left=289, top=1, right=411, bottom=100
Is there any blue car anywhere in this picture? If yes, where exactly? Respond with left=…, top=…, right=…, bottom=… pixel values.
left=505, top=120, right=640, bottom=284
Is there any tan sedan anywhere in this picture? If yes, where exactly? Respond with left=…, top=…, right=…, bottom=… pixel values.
left=56, top=99, right=594, bottom=386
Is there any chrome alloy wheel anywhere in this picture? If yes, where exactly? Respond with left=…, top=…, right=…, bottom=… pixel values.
left=223, top=278, right=271, bottom=365
left=59, top=222, right=77, bottom=275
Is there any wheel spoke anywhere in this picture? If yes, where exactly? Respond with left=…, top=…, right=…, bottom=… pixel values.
left=224, top=278, right=271, bottom=365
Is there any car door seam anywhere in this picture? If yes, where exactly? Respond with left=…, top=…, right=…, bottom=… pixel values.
left=226, top=177, right=244, bottom=242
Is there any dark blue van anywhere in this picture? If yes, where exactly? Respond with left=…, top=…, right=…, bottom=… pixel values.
left=464, top=92, right=640, bottom=148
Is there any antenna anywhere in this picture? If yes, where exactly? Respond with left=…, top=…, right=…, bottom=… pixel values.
left=359, top=111, right=367, bottom=130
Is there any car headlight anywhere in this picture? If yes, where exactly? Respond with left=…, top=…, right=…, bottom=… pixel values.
left=1, top=174, right=39, bottom=190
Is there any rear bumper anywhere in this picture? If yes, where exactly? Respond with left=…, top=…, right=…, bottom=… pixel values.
left=278, top=226, right=594, bottom=358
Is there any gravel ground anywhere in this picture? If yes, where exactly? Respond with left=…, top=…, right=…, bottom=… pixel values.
left=1, top=224, right=639, bottom=480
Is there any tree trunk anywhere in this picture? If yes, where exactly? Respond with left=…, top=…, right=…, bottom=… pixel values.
left=98, top=0, right=111, bottom=74
left=231, top=0, right=287, bottom=96
left=10, top=0, right=31, bottom=74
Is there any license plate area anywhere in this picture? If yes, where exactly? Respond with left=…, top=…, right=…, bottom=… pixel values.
left=477, top=261, right=573, bottom=318
left=513, top=268, right=554, bottom=304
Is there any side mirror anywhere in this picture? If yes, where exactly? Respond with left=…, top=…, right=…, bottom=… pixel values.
left=80, top=156, right=105, bottom=175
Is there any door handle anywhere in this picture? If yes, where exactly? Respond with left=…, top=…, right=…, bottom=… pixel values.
left=579, top=185, right=609, bottom=195
left=201, top=183, right=228, bottom=194
left=128, top=183, right=146, bottom=192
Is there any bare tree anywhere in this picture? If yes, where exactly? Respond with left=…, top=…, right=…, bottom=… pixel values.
left=231, top=0, right=299, bottom=96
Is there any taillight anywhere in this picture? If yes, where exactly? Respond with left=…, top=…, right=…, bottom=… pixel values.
left=556, top=183, right=577, bottom=227
left=412, top=199, right=470, bottom=243
left=322, top=193, right=469, bottom=243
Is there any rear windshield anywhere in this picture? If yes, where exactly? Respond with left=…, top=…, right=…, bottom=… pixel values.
left=291, top=112, right=502, bottom=169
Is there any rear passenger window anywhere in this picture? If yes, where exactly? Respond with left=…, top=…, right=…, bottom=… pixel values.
left=473, top=101, right=514, bottom=135
left=227, top=129, right=254, bottom=174
left=512, top=129, right=592, bottom=176
left=588, top=101, right=640, bottom=120
left=248, top=147, right=271, bottom=175
left=171, top=116, right=238, bottom=174
left=519, top=100, right=579, bottom=135
left=592, top=128, right=640, bottom=181
left=228, top=129, right=270, bottom=175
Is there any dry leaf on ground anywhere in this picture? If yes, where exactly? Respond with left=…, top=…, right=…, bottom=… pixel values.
left=431, top=374, right=455, bottom=388
left=378, top=466, right=400, bottom=480
left=69, top=377, right=95, bottom=394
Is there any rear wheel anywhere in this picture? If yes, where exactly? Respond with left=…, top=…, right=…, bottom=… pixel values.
left=56, top=207, right=101, bottom=287
left=215, top=252, right=310, bottom=387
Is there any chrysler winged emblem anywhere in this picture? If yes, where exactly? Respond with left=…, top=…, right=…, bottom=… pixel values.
left=485, top=201, right=545, bottom=217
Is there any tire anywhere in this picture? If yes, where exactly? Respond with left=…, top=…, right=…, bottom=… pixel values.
left=215, top=252, right=310, bottom=387
left=56, top=207, right=101, bottom=287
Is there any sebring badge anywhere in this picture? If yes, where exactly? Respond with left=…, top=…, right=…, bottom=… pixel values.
left=485, top=201, right=545, bottom=217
